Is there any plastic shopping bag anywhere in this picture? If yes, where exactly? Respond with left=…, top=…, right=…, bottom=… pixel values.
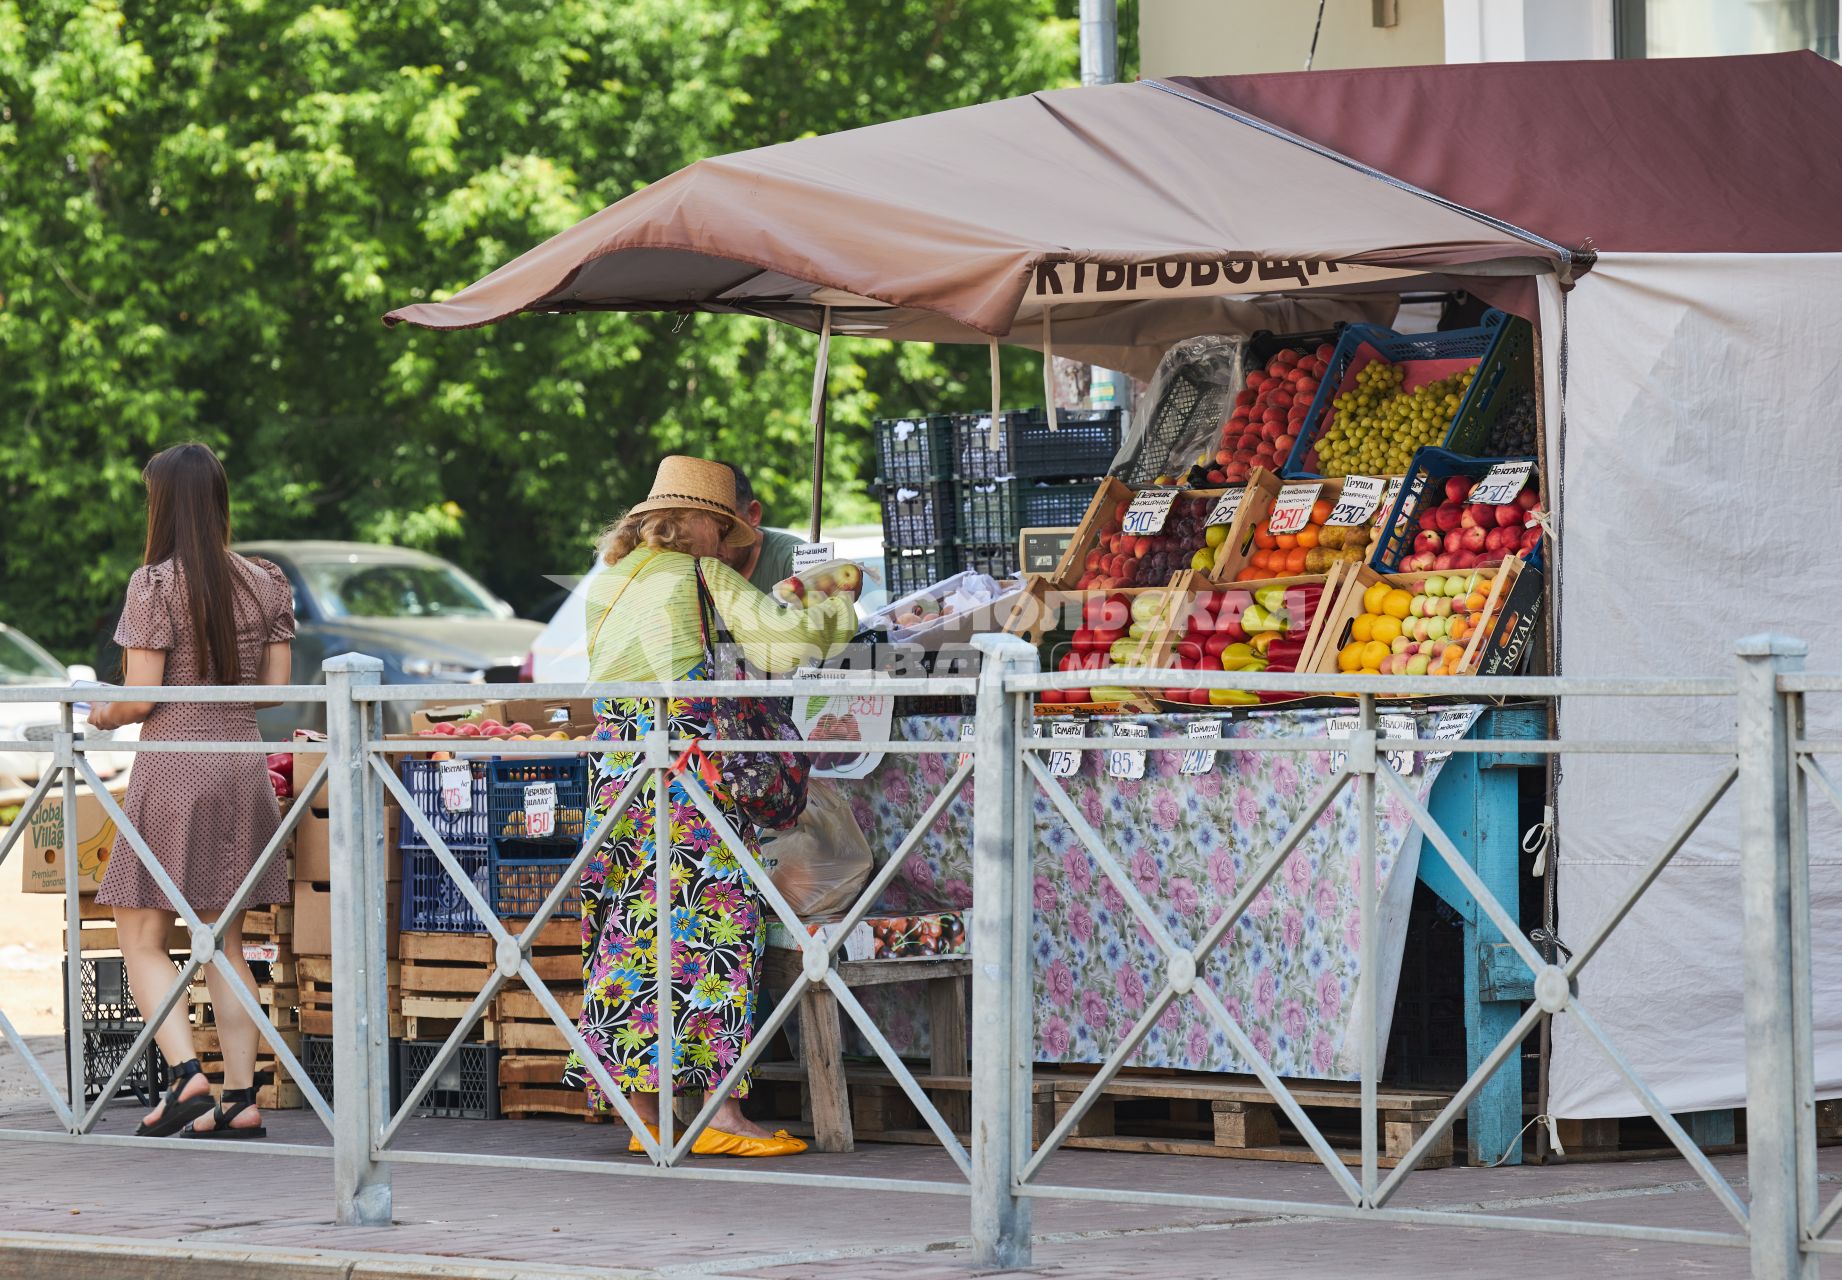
left=761, top=779, right=873, bottom=917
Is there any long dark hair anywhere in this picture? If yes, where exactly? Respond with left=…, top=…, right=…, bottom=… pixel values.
left=142, top=443, right=245, bottom=683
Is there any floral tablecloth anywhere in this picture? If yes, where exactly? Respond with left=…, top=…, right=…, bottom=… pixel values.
left=831, top=709, right=1462, bottom=1080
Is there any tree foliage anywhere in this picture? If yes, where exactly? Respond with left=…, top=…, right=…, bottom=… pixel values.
left=0, top=0, right=1084, bottom=656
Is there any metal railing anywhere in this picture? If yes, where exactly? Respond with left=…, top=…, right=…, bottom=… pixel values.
left=0, top=635, right=1830, bottom=1279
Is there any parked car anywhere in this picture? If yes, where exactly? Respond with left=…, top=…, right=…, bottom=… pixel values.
left=98, top=542, right=543, bottom=738
left=525, top=530, right=886, bottom=683
left=0, top=621, right=136, bottom=799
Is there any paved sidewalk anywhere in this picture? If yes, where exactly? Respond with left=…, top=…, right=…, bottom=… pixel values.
left=1, top=1072, right=1803, bottom=1280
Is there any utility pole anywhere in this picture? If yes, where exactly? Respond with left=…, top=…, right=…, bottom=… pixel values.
left=1076, top=0, right=1130, bottom=418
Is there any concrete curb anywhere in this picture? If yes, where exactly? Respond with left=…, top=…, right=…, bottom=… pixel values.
left=0, top=1231, right=686, bottom=1280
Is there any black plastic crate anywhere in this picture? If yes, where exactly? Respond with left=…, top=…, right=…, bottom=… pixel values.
left=396, top=1040, right=499, bottom=1119
left=958, top=478, right=1099, bottom=546
left=80, top=1027, right=167, bottom=1107
left=397, top=758, right=492, bottom=851
left=401, top=843, right=581, bottom=934
left=955, top=408, right=1122, bottom=481
left=879, top=479, right=956, bottom=548
left=956, top=540, right=1017, bottom=580
left=301, top=1033, right=400, bottom=1108
left=486, top=757, right=589, bottom=846
left=885, top=544, right=956, bottom=598
left=69, top=955, right=139, bottom=1029
left=874, top=415, right=955, bottom=486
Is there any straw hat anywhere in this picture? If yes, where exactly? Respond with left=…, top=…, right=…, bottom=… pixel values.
left=626, top=456, right=759, bottom=548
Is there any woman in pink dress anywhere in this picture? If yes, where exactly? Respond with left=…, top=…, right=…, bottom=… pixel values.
left=90, top=443, right=296, bottom=1139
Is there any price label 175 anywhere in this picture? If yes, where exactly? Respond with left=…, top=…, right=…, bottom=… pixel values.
left=438, top=760, right=473, bottom=814
left=1467, top=462, right=1533, bottom=506
left=1048, top=719, right=1085, bottom=778
left=1324, top=475, right=1386, bottom=527
left=1267, top=482, right=1323, bottom=536
left=1121, top=488, right=1180, bottom=536
left=1205, top=489, right=1244, bottom=528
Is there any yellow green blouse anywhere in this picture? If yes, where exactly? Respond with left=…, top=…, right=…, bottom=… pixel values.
left=584, top=550, right=856, bottom=683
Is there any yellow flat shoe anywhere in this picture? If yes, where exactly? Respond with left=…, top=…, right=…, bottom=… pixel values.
left=691, top=1126, right=808, bottom=1158
left=626, top=1122, right=660, bottom=1154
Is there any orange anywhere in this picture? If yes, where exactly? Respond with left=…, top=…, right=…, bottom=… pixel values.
left=1284, top=547, right=1309, bottom=574
left=1276, top=532, right=1298, bottom=551
left=1350, top=614, right=1375, bottom=643
left=1310, top=499, right=1333, bottom=524
left=1235, top=567, right=1264, bottom=582
left=1253, top=528, right=1277, bottom=550
left=1296, top=526, right=1320, bottom=549
left=1382, top=588, right=1413, bottom=619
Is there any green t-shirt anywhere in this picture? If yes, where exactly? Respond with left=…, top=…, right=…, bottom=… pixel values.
left=748, top=527, right=802, bottom=595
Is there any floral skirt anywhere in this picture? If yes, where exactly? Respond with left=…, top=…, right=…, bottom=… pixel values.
left=561, top=671, right=766, bottom=1104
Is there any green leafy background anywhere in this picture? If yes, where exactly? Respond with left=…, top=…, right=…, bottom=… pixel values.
left=0, top=1, right=1139, bottom=659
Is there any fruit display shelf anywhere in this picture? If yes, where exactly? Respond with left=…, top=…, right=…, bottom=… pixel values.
left=1039, top=585, right=1188, bottom=708
left=1139, top=567, right=1348, bottom=710
left=1313, top=558, right=1545, bottom=687
left=1281, top=311, right=1534, bottom=481
left=1371, top=447, right=1543, bottom=574
left=1230, top=475, right=1399, bottom=584
left=1052, top=475, right=1255, bottom=592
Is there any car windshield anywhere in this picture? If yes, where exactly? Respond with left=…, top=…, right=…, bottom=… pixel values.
left=0, top=628, right=66, bottom=684
left=302, top=561, right=499, bottom=620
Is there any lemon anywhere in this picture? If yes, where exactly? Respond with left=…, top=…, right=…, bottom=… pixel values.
left=1370, top=615, right=1402, bottom=645
left=1382, top=589, right=1413, bottom=619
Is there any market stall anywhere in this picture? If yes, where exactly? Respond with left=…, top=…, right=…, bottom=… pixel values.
left=385, top=51, right=1842, bottom=1147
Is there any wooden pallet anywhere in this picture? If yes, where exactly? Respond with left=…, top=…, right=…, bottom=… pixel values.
left=397, top=923, right=581, bottom=1044
left=295, top=954, right=406, bottom=1037
left=1554, top=1111, right=1747, bottom=1161
left=492, top=988, right=584, bottom=1054
left=498, top=1053, right=591, bottom=1120
left=749, top=1062, right=1055, bottom=1148
left=1041, top=1069, right=1453, bottom=1168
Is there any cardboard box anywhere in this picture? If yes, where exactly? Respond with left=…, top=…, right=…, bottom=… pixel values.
left=292, top=806, right=400, bottom=884
left=292, top=879, right=400, bottom=958
left=409, top=700, right=509, bottom=736
left=20, top=782, right=128, bottom=894
left=501, top=698, right=594, bottom=732
left=292, top=729, right=328, bottom=810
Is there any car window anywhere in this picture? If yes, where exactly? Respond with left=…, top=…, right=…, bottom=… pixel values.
left=301, top=562, right=499, bottom=620
left=0, top=628, right=66, bottom=684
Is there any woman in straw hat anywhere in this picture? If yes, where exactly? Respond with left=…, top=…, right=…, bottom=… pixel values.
left=562, top=457, right=857, bottom=1157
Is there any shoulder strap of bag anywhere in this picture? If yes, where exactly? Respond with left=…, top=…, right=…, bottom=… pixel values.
left=588, top=550, right=659, bottom=655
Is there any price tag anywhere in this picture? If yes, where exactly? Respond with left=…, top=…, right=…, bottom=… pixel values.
left=523, top=781, right=557, bottom=838
left=956, top=719, right=977, bottom=770
left=1267, top=482, right=1323, bottom=535
left=1179, top=718, right=1221, bottom=775
left=1325, top=713, right=1360, bottom=774
left=1106, top=721, right=1148, bottom=780
left=1426, top=706, right=1479, bottom=765
left=437, top=760, right=473, bottom=814
left=1120, top=487, right=1180, bottom=536
left=791, top=542, right=836, bottom=574
left=1205, top=489, right=1244, bottom=528
left=1378, top=476, right=1406, bottom=523
left=1379, top=713, right=1418, bottom=776
left=1467, top=462, right=1533, bottom=506
left=1048, top=719, right=1085, bottom=778
left=242, top=942, right=281, bottom=964
left=1325, top=475, right=1386, bottom=527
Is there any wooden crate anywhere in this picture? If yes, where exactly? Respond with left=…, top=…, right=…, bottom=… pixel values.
left=1206, top=468, right=1284, bottom=582
left=493, top=987, right=584, bottom=1054
left=190, top=1022, right=305, bottom=1111
left=498, top=1053, right=591, bottom=1120
left=749, top=1062, right=1054, bottom=1148
left=1309, top=558, right=1532, bottom=685
left=1043, top=1069, right=1453, bottom=1167
left=397, top=919, right=580, bottom=1043
left=295, top=954, right=405, bottom=1038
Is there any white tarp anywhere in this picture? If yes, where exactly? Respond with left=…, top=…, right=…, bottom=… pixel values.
left=1548, top=253, right=1842, bottom=1118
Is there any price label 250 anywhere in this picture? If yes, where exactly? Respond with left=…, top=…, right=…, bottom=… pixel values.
left=1324, top=475, right=1386, bottom=527
left=1467, top=462, right=1533, bottom=506
left=1121, top=488, right=1180, bottom=536
left=1267, top=482, right=1323, bottom=536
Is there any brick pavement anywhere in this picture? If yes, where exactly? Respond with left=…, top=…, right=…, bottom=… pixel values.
left=1, top=1083, right=1816, bottom=1279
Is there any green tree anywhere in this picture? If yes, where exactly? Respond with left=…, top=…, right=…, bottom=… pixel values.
left=0, top=0, right=1078, bottom=657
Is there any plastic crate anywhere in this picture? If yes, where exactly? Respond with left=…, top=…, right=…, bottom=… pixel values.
left=69, top=955, right=139, bottom=1029
left=874, top=415, right=955, bottom=486
left=301, top=1034, right=400, bottom=1108
left=885, top=543, right=956, bottom=598
left=396, top=758, right=492, bottom=851
left=879, top=480, right=957, bottom=548
left=1370, top=447, right=1543, bottom=573
left=1282, top=311, right=1531, bottom=479
left=956, top=540, right=1017, bottom=580
left=486, top=757, right=589, bottom=846
left=958, top=477, right=1100, bottom=546
left=401, top=842, right=581, bottom=934
left=80, top=1027, right=166, bottom=1107
left=396, top=1040, right=499, bottom=1119
left=955, top=408, right=1122, bottom=481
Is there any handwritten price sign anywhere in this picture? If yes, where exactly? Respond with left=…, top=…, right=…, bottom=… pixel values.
left=1467, top=462, right=1533, bottom=506
left=1205, top=489, right=1244, bottom=528
left=1325, top=475, right=1386, bottom=527
left=1048, top=719, right=1085, bottom=778
left=1179, top=718, right=1221, bottom=775
left=1121, top=488, right=1180, bottom=536
left=1267, top=482, right=1323, bottom=536
left=1106, top=721, right=1149, bottom=779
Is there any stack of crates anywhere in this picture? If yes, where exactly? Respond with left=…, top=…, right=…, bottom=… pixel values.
left=874, top=407, right=1122, bottom=597
left=66, top=955, right=167, bottom=1107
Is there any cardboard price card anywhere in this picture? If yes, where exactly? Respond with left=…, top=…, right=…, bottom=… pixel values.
left=791, top=542, right=837, bottom=574
left=437, top=761, right=473, bottom=813
left=1120, top=487, right=1180, bottom=536
left=1426, top=706, right=1481, bottom=765
left=523, top=781, right=557, bottom=838
left=1325, top=475, right=1386, bottom=527
left=1379, top=712, right=1419, bottom=776
left=1205, top=489, right=1245, bottom=528
left=1324, top=712, right=1360, bottom=774
left=956, top=719, right=978, bottom=770
left=1179, top=718, right=1222, bottom=775
left=1467, top=462, right=1533, bottom=506
left=1267, top=482, right=1323, bottom=535
left=1105, top=720, right=1149, bottom=780
left=1048, top=719, right=1085, bottom=778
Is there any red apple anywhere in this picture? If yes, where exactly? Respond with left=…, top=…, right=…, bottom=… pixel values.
left=1459, top=526, right=1488, bottom=553
left=1413, top=530, right=1442, bottom=556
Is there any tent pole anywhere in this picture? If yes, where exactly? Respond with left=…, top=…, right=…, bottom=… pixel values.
left=989, top=340, right=1003, bottom=450
left=1041, top=306, right=1057, bottom=432
left=808, top=306, right=832, bottom=543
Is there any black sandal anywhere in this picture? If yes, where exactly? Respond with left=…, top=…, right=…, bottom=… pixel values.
left=134, top=1059, right=214, bottom=1138
left=185, top=1085, right=267, bottom=1140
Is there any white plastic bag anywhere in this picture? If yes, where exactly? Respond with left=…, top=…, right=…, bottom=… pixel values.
left=761, top=779, right=874, bottom=917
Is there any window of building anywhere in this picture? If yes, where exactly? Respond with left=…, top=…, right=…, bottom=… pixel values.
left=1615, top=0, right=1839, bottom=60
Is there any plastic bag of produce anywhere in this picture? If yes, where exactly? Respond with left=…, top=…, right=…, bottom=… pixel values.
left=761, top=779, right=874, bottom=917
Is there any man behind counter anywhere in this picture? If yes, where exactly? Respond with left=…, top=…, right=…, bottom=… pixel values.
left=720, top=462, right=802, bottom=594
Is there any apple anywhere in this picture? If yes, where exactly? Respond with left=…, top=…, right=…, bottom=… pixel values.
left=1459, top=526, right=1488, bottom=553
left=1413, top=530, right=1442, bottom=556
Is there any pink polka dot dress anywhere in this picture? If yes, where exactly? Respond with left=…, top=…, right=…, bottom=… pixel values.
left=95, top=555, right=296, bottom=914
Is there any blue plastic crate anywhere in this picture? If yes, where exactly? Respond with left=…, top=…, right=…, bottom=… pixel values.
left=1282, top=311, right=1532, bottom=479
left=1371, top=447, right=1544, bottom=573
left=485, top=757, right=589, bottom=846
left=401, top=842, right=581, bottom=933
left=396, top=758, right=491, bottom=851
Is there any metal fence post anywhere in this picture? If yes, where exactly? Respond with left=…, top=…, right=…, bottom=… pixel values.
left=969, top=634, right=1038, bottom=1268
left=325, top=654, right=392, bottom=1226
left=1735, top=634, right=1811, bottom=1280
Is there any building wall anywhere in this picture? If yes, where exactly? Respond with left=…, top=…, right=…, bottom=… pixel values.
left=1138, top=0, right=1447, bottom=79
